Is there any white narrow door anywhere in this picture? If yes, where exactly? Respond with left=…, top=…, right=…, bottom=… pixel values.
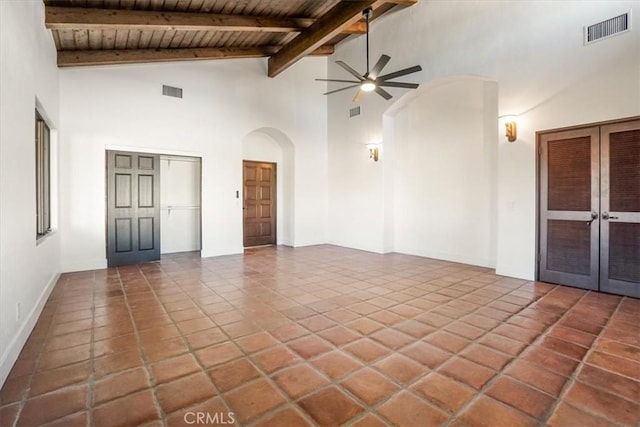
left=160, top=156, right=201, bottom=254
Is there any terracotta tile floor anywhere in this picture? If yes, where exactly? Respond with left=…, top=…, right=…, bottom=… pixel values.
left=1, top=245, right=639, bottom=426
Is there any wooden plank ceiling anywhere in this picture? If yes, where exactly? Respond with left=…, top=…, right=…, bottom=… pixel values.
left=44, top=0, right=417, bottom=77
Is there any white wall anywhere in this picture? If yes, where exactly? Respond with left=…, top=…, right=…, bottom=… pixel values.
left=59, top=57, right=328, bottom=271
left=0, top=0, right=61, bottom=386
left=391, top=79, right=498, bottom=268
left=327, top=0, right=640, bottom=279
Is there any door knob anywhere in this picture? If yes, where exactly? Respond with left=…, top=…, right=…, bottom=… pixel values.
left=602, top=212, right=619, bottom=220
left=586, top=211, right=598, bottom=225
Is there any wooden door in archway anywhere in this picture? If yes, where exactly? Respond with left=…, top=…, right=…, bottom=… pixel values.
left=243, top=161, right=276, bottom=247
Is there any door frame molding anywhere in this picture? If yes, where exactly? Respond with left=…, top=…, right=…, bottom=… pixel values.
left=535, top=115, right=640, bottom=282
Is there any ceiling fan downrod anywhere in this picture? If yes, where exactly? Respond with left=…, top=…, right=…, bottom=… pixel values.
left=364, top=7, right=372, bottom=76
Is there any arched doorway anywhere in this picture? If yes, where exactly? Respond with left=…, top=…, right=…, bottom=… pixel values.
left=241, top=128, right=295, bottom=247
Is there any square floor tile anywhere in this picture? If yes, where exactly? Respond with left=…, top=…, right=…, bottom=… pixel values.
left=374, top=354, right=427, bottom=385
left=457, top=395, right=537, bottom=427
left=412, top=372, right=475, bottom=412
left=378, top=391, right=448, bottom=426
left=288, top=335, right=333, bottom=359
left=225, top=379, right=287, bottom=424
left=341, top=368, right=399, bottom=405
left=318, top=326, right=360, bottom=346
left=299, top=387, right=364, bottom=426
left=93, top=367, right=149, bottom=405
left=195, top=342, right=243, bottom=368
left=150, top=353, right=201, bottom=384
left=252, top=346, right=301, bottom=373
left=312, top=351, right=362, bottom=380
left=437, top=357, right=496, bottom=390
left=18, top=385, right=87, bottom=426
left=273, top=364, right=330, bottom=399
left=93, top=389, right=159, bottom=427
left=547, top=402, right=616, bottom=427
left=156, top=372, right=216, bottom=415
left=208, top=357, right=260, bottom=393
left=485, top=376, right=555, bottom=418
left=344, top=338, right=391, bottom=364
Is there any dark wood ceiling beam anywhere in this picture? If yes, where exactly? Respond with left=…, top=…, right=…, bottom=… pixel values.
left=57, top=45, right=335, bottom=67
left=267, top=1, right=377, bottom=78
left=45, top=6, right=366, bottom=34
left=385, top=0, right=418, bottom=5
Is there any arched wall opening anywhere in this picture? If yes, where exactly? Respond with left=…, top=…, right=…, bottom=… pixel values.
left=241, top=128, right=295, bottom=246
left=383, top=75, right=499, bottom=268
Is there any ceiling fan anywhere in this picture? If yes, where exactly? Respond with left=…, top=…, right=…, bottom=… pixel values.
left=316, top=7, right=422, bottom=102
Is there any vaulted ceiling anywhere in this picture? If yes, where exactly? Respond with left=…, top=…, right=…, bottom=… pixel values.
left=44, top=0, right=417, bottom=77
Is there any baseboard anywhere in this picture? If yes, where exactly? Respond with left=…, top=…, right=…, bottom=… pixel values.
left=396, top=246, right=496, bottom=269
left=61, top=258, right=107, bottom=273
left=0, top=271, right=59, bottom=388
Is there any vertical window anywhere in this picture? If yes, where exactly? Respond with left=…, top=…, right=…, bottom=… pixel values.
left=36, top=110, right=51, bottom=238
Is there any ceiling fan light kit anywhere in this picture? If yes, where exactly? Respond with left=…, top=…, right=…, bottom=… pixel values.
left=316, top=7, right=422, bottom=102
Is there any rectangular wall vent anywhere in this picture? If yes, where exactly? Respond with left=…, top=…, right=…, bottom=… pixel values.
left=162, top=85, right=183, bottom=98
left=349, top=106, right=361, bottom=118
left=585, top=12, right=631, bottom=44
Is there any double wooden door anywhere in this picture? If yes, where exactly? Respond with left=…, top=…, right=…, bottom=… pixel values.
left=243, top=161, right=276, bottom=247
left=539, top=118, right=640, bottom=297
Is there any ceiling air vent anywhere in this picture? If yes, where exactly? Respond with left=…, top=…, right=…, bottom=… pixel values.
left=162, top=85, right=183, bottom=98
left=585, top=12, right=631, bottom=44
left=349, top=106, right=361, bottom=118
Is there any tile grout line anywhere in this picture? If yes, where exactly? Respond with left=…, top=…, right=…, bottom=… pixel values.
left=538, top=293, right=627, bottom=426
left=117, top=265, right=169, bottom=427
left=439, top=283, right=583, bottom=426
left=137, top=261, right=288, bottom=426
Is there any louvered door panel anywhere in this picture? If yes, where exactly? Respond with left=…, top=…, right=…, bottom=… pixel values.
left=539, top=127, right=600, bottom=290
left=600, top=120, right=640, bottom=297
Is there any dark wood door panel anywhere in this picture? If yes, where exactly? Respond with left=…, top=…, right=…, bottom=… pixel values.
left=539, top=127, right=600, bottom=290
left=107, top=150, right=160, bottom=267
left=243, top=161, right=276, bottom=247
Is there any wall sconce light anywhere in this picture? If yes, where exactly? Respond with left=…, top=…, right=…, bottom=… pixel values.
left=367, top=143, right=380, bottom=161
left=505, top=120, right=517, bottom=142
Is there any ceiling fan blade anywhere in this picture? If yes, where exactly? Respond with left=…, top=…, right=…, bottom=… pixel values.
left=369, top=54, right=391, bottom=79
left=336, top=61, right=364, bottom=81
left=316, top=78, right=361, bottom=84
left=324, top=84, right=360, bottom=95
left=375, top=86, right=393, bottom=100
left=353, top=89, right=365, bottom=103
left=378, top=65, right=423, bottom=81
left=378, top=81, right=420, bottom=89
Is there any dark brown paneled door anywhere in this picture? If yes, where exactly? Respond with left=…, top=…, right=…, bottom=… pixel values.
left=539, top=119, right=640, bottom=297
left=243, top=161, right=276, bottom=247
left=107, top=150, right=160, bottom=267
